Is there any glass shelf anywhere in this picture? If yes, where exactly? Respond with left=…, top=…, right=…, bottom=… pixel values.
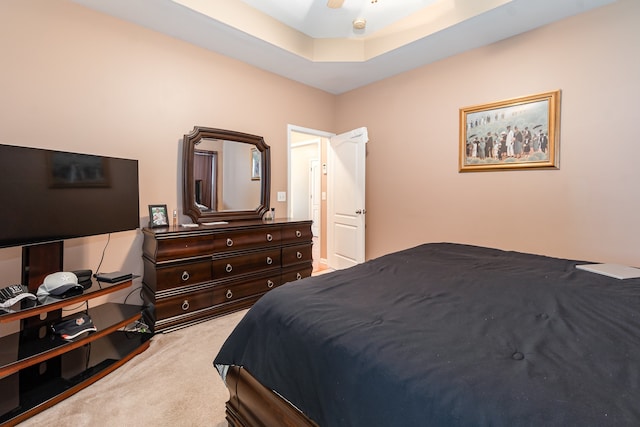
left=0, top=302, right=145, bottom=377
left=0, top=278, right=134, bottom=324
left=0, top=259, right=148, bottom=425
left=0, top=330, right=151, bottom=425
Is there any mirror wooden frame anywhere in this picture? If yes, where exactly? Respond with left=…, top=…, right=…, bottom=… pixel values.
left=182, top=126, right=271, bottom=223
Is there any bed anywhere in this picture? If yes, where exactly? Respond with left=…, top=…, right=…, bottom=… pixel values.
left=213, top=243, right=640, bottom=426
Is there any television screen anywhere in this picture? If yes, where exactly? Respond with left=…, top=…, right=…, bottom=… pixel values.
left=0, top=144, right=140, bottom=249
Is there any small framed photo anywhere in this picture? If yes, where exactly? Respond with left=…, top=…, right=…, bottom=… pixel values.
left=149, top=204, right=169, bottom=228
left=251, top=148, right=261, bottom=181
left=459, top=90, right=561, bottom=172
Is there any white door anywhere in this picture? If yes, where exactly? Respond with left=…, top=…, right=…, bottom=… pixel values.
left=310, top=159, right=321, bottom=236
left=327, top=127, right=368, bottom=270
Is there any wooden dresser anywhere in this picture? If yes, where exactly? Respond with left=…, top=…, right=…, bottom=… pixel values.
left=141, top=219, right=313, bottom=332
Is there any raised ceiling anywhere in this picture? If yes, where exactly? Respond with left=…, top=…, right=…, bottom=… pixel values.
left=72, top=0, right=615, bottom=94
left=237, top=0, right=439, bottom=39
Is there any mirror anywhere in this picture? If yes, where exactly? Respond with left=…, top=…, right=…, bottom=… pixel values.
left=183, top=127, right=270, bottom=223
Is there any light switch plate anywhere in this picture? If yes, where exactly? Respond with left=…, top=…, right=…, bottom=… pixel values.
left=277, top=191, right=286, bottom=202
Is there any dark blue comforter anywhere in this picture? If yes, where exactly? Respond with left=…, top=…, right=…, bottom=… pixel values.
left=214, top=243, right=640, bottom=426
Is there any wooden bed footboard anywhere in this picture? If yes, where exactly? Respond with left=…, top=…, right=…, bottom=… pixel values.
left=224, top=366, right=318, bottom=427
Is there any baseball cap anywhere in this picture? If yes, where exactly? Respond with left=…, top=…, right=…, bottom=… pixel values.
left=37, top=272, right=84, bottom=298
left=0, top=284, right=36, bottom=309
left=52, top=313, right=97, bottom=340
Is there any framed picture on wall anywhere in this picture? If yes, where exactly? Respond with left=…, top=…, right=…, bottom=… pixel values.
left=251, top=148, right=261, bottom=180
left=149, top=204, right=169, bottom=228
left=459, top=90, right=561, bottom=172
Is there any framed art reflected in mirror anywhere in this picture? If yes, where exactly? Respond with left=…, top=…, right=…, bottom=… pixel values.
left=251, top=148, right=261, bottom=181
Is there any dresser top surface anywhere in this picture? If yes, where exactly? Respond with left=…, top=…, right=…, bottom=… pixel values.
left=143, top=218, right=312, bottom=238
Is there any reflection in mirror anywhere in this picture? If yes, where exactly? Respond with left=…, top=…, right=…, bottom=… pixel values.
left=194, top=139, right=261, bottom=212
left=183, top=127, right=270, bottom=223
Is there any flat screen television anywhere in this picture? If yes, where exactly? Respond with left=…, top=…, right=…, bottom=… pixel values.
left=0, top=144, right=140, bottom=249
left=0, top=143, right=140, bottom=289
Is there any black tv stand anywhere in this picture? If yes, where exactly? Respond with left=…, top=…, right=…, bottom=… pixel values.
left=21, top=241, right=64, bottom=291
left=0, top=277, right=152, bottom=426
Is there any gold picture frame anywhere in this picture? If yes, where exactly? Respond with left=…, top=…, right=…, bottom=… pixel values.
left=459, top=90, right=561, bottom=172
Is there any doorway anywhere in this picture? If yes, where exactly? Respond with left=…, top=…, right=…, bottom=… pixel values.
left=193, top=149, right=217, bottom=211
left=288, top=125, right=331, bottom=272
left=288, top=125, right=368, bottom=273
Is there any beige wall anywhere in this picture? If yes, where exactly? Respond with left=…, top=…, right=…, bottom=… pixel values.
left=336, top=0, right=640, bottom=265
left=0, top=0, right=639, bottom=300
left=0, top=0, right=334, bottom=297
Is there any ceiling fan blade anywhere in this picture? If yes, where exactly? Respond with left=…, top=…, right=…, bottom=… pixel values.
left=327, top=0, right=344, bottom=9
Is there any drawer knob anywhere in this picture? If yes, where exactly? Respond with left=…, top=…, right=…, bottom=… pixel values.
left=225, top=263, right=233, bottom=273
left=226, top=289, right=233, bottom=299
left=226, top=238, right=234, bottom=247
left=181, top=300, right=190, bottom=311
left=266, top=256, right=273, bottom=265
left=267, top=280, right=274, bottom=288
left=181, top=271, right=190, bottom=281
left=266, top=233, right=273, bottom=242
left=296, top=251, right=303, bottom=259
left=296, top=273, right=302, bottom=280
left=296, top=230, right=302, bottom=238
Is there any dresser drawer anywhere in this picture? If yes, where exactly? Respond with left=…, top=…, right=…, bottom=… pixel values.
left=282, top=264, right=313, bottom=284
left=154, top=287, right=214, bottom=321
left=212, top=248, right=281, bottom=279
left=213, top=228, right=281, bottom=252
left=281, top=224, right=312, bottom=244
left=214, top=273, right=282, bottom=305
left=145, top=258, right=212, bottom=292
left=282, top=244, right=313, bottom=267
left=145, top=233, right=215, bottom=262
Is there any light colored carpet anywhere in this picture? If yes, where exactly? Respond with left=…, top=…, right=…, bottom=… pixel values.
left=18, top=309, right=248, bottom=427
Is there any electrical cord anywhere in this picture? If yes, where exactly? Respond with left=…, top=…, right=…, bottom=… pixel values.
left=122, top=319, right=150, bottom=337
left=92, top=233, right=112, bottom=289
left=62, top=300, right=89, bottom=312
left=123, top=285, right=143, bottom=305
left=85, top=342, right=92, bottom=370
left=87, top=233, right=149, bottom=336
